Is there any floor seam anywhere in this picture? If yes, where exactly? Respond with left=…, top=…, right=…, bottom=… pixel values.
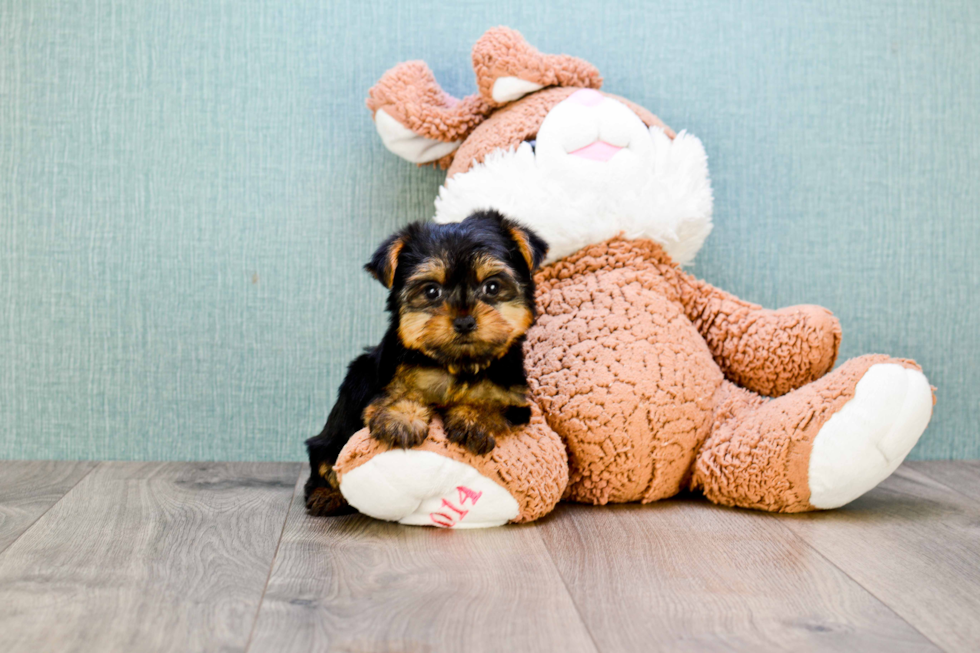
left=533, top=518, right=604, bottom=653
left=0, top=461, right=101, bottom=558
left=904, top=463, right=980, bottom=507
left=764, top=513, right=948, bottom=652
left=243, top=464, right=301, bottom=653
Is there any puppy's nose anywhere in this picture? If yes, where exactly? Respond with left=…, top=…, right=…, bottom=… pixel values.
left=453, top=316, right=477, bottom=335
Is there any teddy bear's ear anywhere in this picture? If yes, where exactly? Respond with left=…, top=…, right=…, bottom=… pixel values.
left=367, top=61, right=494, bottom=166
left=471, top=27, right=603, bottom=106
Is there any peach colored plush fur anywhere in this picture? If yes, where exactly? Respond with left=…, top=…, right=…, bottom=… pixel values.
left=471, top=26, right=602, bottom=106
left=527, top=238, right=920, bottom=512
left=366, top=27, right=604, bottom=169
left=337, top=27, right=928, bottom=523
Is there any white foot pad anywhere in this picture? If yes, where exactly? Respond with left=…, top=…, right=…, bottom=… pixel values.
left=339, top=449, right=520, bottom=528
left=808, top=364, right=933, bottom=509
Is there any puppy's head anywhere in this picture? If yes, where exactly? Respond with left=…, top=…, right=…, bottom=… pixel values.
left=366, top=211, right=548, bottom=370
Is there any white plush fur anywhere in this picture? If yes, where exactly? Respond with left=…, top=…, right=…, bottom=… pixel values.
left=808, top=364, right=933, bottom=509
left=492, top=76, right=544, bottom=103
left=434, top=95, right=714, bottom=265
left=375, top=109, right=461, bottom=164
left=340, top=449, right=520, bottom=529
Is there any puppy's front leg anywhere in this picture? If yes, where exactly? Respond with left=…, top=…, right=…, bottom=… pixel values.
left=365, top=395, right=432, bottom=449
left=443, top=404, right=511, bottom=455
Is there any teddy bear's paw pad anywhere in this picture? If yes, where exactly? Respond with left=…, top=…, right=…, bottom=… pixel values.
left=808, top=364, right=933, bottom=509
left=338, top=449, right=519, bottom=528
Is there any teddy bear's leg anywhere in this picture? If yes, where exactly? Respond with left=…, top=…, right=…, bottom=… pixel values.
left=669, top=263, right=844, bottom=397
left=691, top=355, right=933, bottom=512
left=332, top=405, right=568, bottom=528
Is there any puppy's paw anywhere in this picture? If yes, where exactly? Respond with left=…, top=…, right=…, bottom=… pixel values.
left=304, top=466, right=356, bottom=516
left=444, top=405, right=507, bottom=455
left=368, top=399, right=431, bottom=449
left=306, top=485, right=356, bottom=516
left=445, top=421, right=496, bottom=455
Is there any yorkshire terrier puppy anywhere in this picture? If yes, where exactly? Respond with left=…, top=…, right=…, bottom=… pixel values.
left=305, top=210, right=548, bottom=516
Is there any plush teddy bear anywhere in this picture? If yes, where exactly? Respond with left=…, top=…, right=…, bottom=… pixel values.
left=332, top=27, right=934, bottom=528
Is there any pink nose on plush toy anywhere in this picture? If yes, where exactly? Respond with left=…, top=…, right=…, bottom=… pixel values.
left=563, top=89, right=623, bottom=161
left=568, top=88, right=604, bottom=106
left=568, top=141, right=623, bottom=162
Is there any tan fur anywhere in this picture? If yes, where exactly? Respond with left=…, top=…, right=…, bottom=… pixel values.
left=443, top=403, right=512, bottom=454
left=373, top=240, right=538, bottom=455
left=380, top=364, right=527, bottom=411
left=364, top=360, right=530, bottom=453
left=366, top=392, right=433, bottom=449
left=406, top=258, right=446, bottom=285
left=508, top=226, right=536, bottom=271
left=390, top=398, right=429, bottom=432
left=473, top=254, right=513, bottom=282
left=407, top=311, right=467, bottom=362
left=397, top=269, right=531, bottom=367
left=384, top=240, right=404, bottom=288
left=497, top=300, right=533, bottom=337
left=442, top=404, right=486, bottom=429
left=471, top=302, right=516, bottom=344
left=453, top=378, right=528, bottom=407
left=387, top=365, right=453, bottom=405
left=397, top=310, right=432, bottom=350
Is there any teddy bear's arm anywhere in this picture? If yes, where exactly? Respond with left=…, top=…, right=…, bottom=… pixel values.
left=669, top=271, right=842, bottom=397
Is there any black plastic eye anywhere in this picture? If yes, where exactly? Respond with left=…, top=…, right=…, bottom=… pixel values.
left=423, top=284, right=442, bottom=301
left=482, top=279, right=501, bottom=297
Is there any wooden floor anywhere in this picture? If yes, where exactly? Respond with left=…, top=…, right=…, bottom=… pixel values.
left=0, top=462, right=978, bottom=652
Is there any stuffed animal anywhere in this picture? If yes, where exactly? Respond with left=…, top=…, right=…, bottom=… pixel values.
left=332, top=27, right=934, bottom=528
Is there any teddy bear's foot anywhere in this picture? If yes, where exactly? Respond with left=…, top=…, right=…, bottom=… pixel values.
left=693, top=355, right=933, bottom=512
left=338, top=448, right=520, bottom=528
left=807, top=362, right=933, bottom=509
left=332, top=410, right=568, bottom=528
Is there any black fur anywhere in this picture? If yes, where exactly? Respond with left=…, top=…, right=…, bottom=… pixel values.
left=304, top=210, right=547, bottom=516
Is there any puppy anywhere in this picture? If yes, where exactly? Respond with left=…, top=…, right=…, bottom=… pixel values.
left=304, top=210, right=548, bottom=516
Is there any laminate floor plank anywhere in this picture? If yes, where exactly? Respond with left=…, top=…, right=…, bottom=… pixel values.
left=2, top=460, right=976, bottom=652
left=538, top=497, right=936, bottom=652
left=0, top=461, right=300, bottom=653
left=778, top=465, right=980, bottom=652
left=905, top=461, right=980, bottom=506
left=0, top=461, right=97, bottom=553
left=247, top=471, right=597, bottom=653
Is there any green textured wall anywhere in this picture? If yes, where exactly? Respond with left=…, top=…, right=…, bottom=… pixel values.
left=1, top=0, right=977, bottom=461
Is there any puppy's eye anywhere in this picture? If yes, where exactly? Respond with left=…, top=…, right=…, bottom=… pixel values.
left=482, top=279, right=501, bottom=297
left=422, top=284, right=442, bottom=301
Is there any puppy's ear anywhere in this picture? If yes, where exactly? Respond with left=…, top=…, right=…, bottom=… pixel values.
left=503, top=218, right=548, bottom=272
left=365, top=233, right=406, bottom=289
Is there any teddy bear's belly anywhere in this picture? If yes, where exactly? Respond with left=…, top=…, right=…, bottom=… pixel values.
left=526, top=272, right=724, bottom=505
